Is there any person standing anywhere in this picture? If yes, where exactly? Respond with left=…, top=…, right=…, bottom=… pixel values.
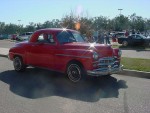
left=132, top=29, right=135, bottom=34
left=137, top=30, right=140, bottom=34
left=100, top=32, right=105, bottom=44
left=105, top=34, right=110, bottom=44
left=125, top=30, right=129, bottom=37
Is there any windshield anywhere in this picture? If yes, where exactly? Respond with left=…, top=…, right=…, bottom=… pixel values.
left=57, top=31, right=85, bottom=44
left=139, top=35, right=147, bottom=39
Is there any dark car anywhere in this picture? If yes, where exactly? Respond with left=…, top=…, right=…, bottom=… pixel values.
left=118, top=34, right=150, bottom=46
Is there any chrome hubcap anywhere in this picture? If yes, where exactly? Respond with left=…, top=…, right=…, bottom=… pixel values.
left=67, top=64, right=81, bottom=82
left=13, top=57, right=22, bottom=71
left=123, top=41, right=128, bottom=46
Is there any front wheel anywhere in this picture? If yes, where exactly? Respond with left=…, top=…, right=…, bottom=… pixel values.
left=13, top=56, right=26, bottom=72
left=67, top=64, right=84, bottom=82
left=122, top=41, right=128, bottom=46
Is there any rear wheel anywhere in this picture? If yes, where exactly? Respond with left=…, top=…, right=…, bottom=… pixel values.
left=122, top=41, right=128, bottom=46
left=13, top=56, right=26, bottom=72
left=67, top=63, right=84, bottom=82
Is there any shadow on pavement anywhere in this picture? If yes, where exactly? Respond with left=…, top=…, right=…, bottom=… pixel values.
left=0, top=68, right=128, bottom=102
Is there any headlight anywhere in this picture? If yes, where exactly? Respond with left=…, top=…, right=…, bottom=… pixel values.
left=118, top=49, right=122, bottom=57
left=93, top=51, right=99, bottom=60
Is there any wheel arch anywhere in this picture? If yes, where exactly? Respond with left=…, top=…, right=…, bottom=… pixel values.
left=66, top=59, right=85, bottom=73
left=13, top=54, right=26, bottom=64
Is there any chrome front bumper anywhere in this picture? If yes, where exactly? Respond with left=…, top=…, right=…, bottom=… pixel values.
left=87, top=65, right=123, bottom=76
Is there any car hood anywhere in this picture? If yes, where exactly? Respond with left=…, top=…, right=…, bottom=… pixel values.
left=61, top=42, right=113, bottom=57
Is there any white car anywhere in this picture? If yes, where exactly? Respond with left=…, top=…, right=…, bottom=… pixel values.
left=16, top=32, right=33, bottom=41
left=146, top=35, right=150, bottom=39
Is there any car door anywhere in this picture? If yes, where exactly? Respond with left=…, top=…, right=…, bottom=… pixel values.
left=27, top=33, right=56, bottom=69
left=133, top=35, right=144, bottom=45
left=130, top=35, right=139, bottom=45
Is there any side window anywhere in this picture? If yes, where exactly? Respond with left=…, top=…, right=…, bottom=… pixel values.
left=37, top=33, right=55, bottom=44
left=48, top=34, right=55, bottom=44
left=136, top=35, right=142, bottom=39
left=131, top=35, right=136, bottom=39
left=57, top=31, right=75, bottom=44
left=37, top=34, right=44, bottom=42
left=26, top=32, right=32, bottom=35
left=20, top=33, right=25, bottom=36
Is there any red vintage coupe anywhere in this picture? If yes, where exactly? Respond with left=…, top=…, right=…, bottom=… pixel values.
left=8, top=28, right=123, bottom=82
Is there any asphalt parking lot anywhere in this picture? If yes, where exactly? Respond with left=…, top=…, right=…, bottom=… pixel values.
left=0, top=57, right=150, bottom=113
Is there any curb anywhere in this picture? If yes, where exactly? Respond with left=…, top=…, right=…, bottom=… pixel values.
left=0, top=53, right=150, bottom=79
left=0, top=54, right=8, bottom=58
left=119, top=69, right=150, bottom=79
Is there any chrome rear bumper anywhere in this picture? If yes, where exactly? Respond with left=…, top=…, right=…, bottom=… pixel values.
left=87, top=65, right=123, bottom=76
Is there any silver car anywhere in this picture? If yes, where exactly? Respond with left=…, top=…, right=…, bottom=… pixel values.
left=16, top=32, right=33, bottom=41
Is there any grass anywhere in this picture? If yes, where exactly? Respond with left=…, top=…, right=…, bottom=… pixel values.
left=121, top=57, right=150, bottom=72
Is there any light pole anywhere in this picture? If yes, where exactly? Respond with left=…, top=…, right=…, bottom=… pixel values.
left=118, top=9, right=123, bottom=15
left=18, top=20, right=21, bottom=25
left=118, top=9, right=123, bottom=31
left=18, top=20, right=21, bottom=34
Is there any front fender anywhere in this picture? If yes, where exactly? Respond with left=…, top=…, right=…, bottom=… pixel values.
left=54, top=49, right=94, bottom=72
left=113, top=48, right=121, bottom=59
left=9, top=46, right=26, bottom=63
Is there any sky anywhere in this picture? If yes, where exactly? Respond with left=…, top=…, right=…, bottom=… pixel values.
left=0, top=0, right=150, bottom=26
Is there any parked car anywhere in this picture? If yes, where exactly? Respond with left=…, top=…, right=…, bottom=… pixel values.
left=0, top=34, right=9, bottom=39
left=114, top=32, right=125, bottom=38
left=111, top=32, right=126, bottom=42
left=10, top=34, right=18, bottom=40
left=16, top=32, right=33, bottom=41
left=8, top=28, right=123, bottom=82
left=118, top=34, right=150, bottom=46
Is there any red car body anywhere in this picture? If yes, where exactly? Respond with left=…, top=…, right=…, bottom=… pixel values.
left=8, top=28, right=123, bottom=82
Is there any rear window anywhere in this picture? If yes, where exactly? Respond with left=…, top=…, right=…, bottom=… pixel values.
left=26, top=32, right=33, bottom=35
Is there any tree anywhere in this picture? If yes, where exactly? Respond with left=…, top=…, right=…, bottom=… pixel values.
left=129, top=13, right=145, bottom=32
left=3, top=23, right=23, bottom=34
left=0, top=11, right=150, bottom=36
left=36, top=23, right=43, bottom=30
left=79, top=17, right=92, bottom=35
left=92, top=16, right=108, bottom=31
left=24, top=22, right=36, bottom=32
left=112, top=15, right=130, bottom=31
left=0, top=22, right=5, bottom=34
left=61, top=11, right=77, bottom=29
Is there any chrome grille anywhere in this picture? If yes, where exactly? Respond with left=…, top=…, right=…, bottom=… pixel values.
left=98, top=57, right=119, bottom=70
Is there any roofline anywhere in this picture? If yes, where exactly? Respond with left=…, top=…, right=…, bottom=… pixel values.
left=35, top=28, right=78, bottom=32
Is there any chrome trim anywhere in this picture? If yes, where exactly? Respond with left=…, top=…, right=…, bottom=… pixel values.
left=55, top=54, right=91, bottom=59
left=98, top=57, right=117, bottom=68
left=87, top=65, right=123, bottom=76
left=87, top=56, right=123, bottom=76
